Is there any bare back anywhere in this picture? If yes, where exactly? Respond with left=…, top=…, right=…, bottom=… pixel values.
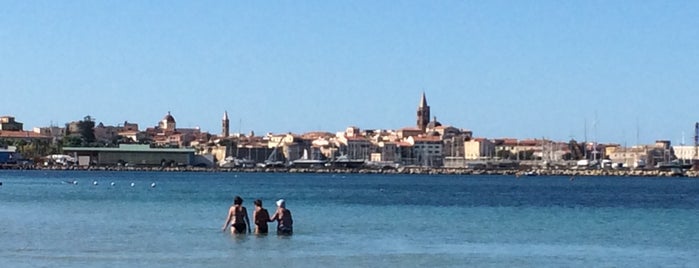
left=254, top=207, right=270, bottom=227
left=230, top=205, right=247, bottom=224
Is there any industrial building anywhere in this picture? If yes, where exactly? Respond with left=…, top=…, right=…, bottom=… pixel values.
left=62, top=144, right=195, bottom=166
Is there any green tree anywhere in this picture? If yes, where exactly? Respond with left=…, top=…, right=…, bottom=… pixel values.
left=78, top=116, right=96, bottom=143
left=62, top=136, right=83, bottom=147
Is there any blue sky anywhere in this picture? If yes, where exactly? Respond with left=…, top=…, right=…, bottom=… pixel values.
left=2, top=1, right=698, bottom=145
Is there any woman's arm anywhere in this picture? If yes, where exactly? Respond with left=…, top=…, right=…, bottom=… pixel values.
left=253, top=209, right=259, bottom=225
left=221, top=207, right=232, bottom=232
left=243, top=207, right=251, bottom=233
left=268, top=210, right=279, bottom=222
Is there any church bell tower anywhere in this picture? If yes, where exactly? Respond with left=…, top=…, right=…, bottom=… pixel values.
left=222, top=111, right=230, bottom=137
left=417, top=92, right=430, bottom=132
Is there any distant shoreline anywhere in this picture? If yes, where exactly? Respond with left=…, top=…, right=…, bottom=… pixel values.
left=2, top=164, right=697, bottom=178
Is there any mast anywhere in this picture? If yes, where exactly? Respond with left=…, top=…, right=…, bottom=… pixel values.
left=583, top=119, right=588, bottom=159
left=694, top=122, right=698, bottom=161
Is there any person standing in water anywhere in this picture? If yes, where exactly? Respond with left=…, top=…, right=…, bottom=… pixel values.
left=252, top=199, right=270, bottom=234
left=269, top=199, right=293, bottom=235
left=221, top=196, right=251, bottom=234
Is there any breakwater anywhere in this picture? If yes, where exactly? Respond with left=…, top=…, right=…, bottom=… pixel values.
left=3, top=164, right=698, bottom=177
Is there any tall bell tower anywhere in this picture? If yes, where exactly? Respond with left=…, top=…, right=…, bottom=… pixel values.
left=417, top=92, right=430, bottom=132
left=222, top=111, right=230, bottom=137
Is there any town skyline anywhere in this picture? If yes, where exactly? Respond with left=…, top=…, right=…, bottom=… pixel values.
left=4, top=90, right=697, bottom=148
left=3, top=89, right=699, bottom=146
left=3, top=2, right=698, bottom=144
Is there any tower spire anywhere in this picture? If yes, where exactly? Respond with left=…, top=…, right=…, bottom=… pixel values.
left=419, top=91, right=428, bottom=108
left=417, top=92, right=430, bottom=132
left=222, top=111, right=230, bottom=137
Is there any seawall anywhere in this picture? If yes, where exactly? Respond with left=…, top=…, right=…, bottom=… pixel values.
left=3, top=164, right=698, bottom=178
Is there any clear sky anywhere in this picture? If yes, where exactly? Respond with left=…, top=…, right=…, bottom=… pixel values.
left=2, top=1, right=698, bottom=145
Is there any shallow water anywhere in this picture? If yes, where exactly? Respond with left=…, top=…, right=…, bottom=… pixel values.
left=1, top=171, right=698, bottom=267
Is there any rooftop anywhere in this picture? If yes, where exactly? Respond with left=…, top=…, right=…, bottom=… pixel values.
left=63, top=144, right=195, bottom=153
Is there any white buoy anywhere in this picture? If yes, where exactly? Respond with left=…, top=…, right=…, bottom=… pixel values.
left=110, top=182, right=115, bottom=186
left=93, top=181, right=98, bottom=186
left=150, top=182, right=156, bottom=188
left=130, top=182, right=135, bottom=187
left=72, top=180, right=78, bottom=185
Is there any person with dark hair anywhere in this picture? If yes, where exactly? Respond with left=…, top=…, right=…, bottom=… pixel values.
left=269, top=199, right=293, bottom=235
left=252, top=199, right=270, bottom=234
left=222, top=196, right=250, bottom=234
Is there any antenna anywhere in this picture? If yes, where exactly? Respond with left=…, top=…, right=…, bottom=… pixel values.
left=681, top=131, right=686, bottom=146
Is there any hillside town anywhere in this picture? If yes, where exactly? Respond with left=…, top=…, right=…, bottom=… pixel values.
left=1, top=93, right=698, bottom=175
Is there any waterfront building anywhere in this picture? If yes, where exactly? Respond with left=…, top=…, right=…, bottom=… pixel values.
left=672, top=145, right=699, bottom=162
left=310, top=136, right=336, bottom=159
left=406, top=135, right=442, bottom=167
left=464, top=138, right=496, bottom=160
left=397, top=141, right=415, bottom=165
left=235, top=139, right=275, bottom=164
left=194, top=142, right=228, bottom=164
left=294, top=132, right=327, bottom=161
left=337, top=134, right=372, bottom=160
left=0, top=116, right=23, bottom=131
left=607, top=145, right=650, bottom=168
left=371, top=141, right=399, bottom=163
left=493, top=138, right=551, bottom=160
left=63, top=144, right=195, bottom=166
left=607, top=141, right=673, bottom=168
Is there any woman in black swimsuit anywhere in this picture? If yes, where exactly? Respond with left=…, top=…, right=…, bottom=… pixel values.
left=270, top=199, right=293, bottom=236
left=253, top=199, right=270, bottom=234
left=221, top=196, right=251, bottom=234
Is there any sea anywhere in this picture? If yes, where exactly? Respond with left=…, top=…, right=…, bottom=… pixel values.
left=1, top=170, right=698, bottom=268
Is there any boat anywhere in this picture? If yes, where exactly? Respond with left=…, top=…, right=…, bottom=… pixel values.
left=656, top=160, right=693, bottom=170
left=523, top=170, right=538, bottom=176
left=328, top=154, right=365, bottom=168
left=234, top=158, right=256, bottom=168
left=219, top=156, right=256, bottom=168
left=257, top=145, right=286, bottom=168
left=290, top=149, right=326, bottom=168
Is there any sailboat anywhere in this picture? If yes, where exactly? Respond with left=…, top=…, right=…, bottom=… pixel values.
left=257, top=145, right=285, bottom=168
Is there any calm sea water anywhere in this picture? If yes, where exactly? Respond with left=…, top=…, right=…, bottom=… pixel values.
left=1, top=171, right=698, bottom=267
